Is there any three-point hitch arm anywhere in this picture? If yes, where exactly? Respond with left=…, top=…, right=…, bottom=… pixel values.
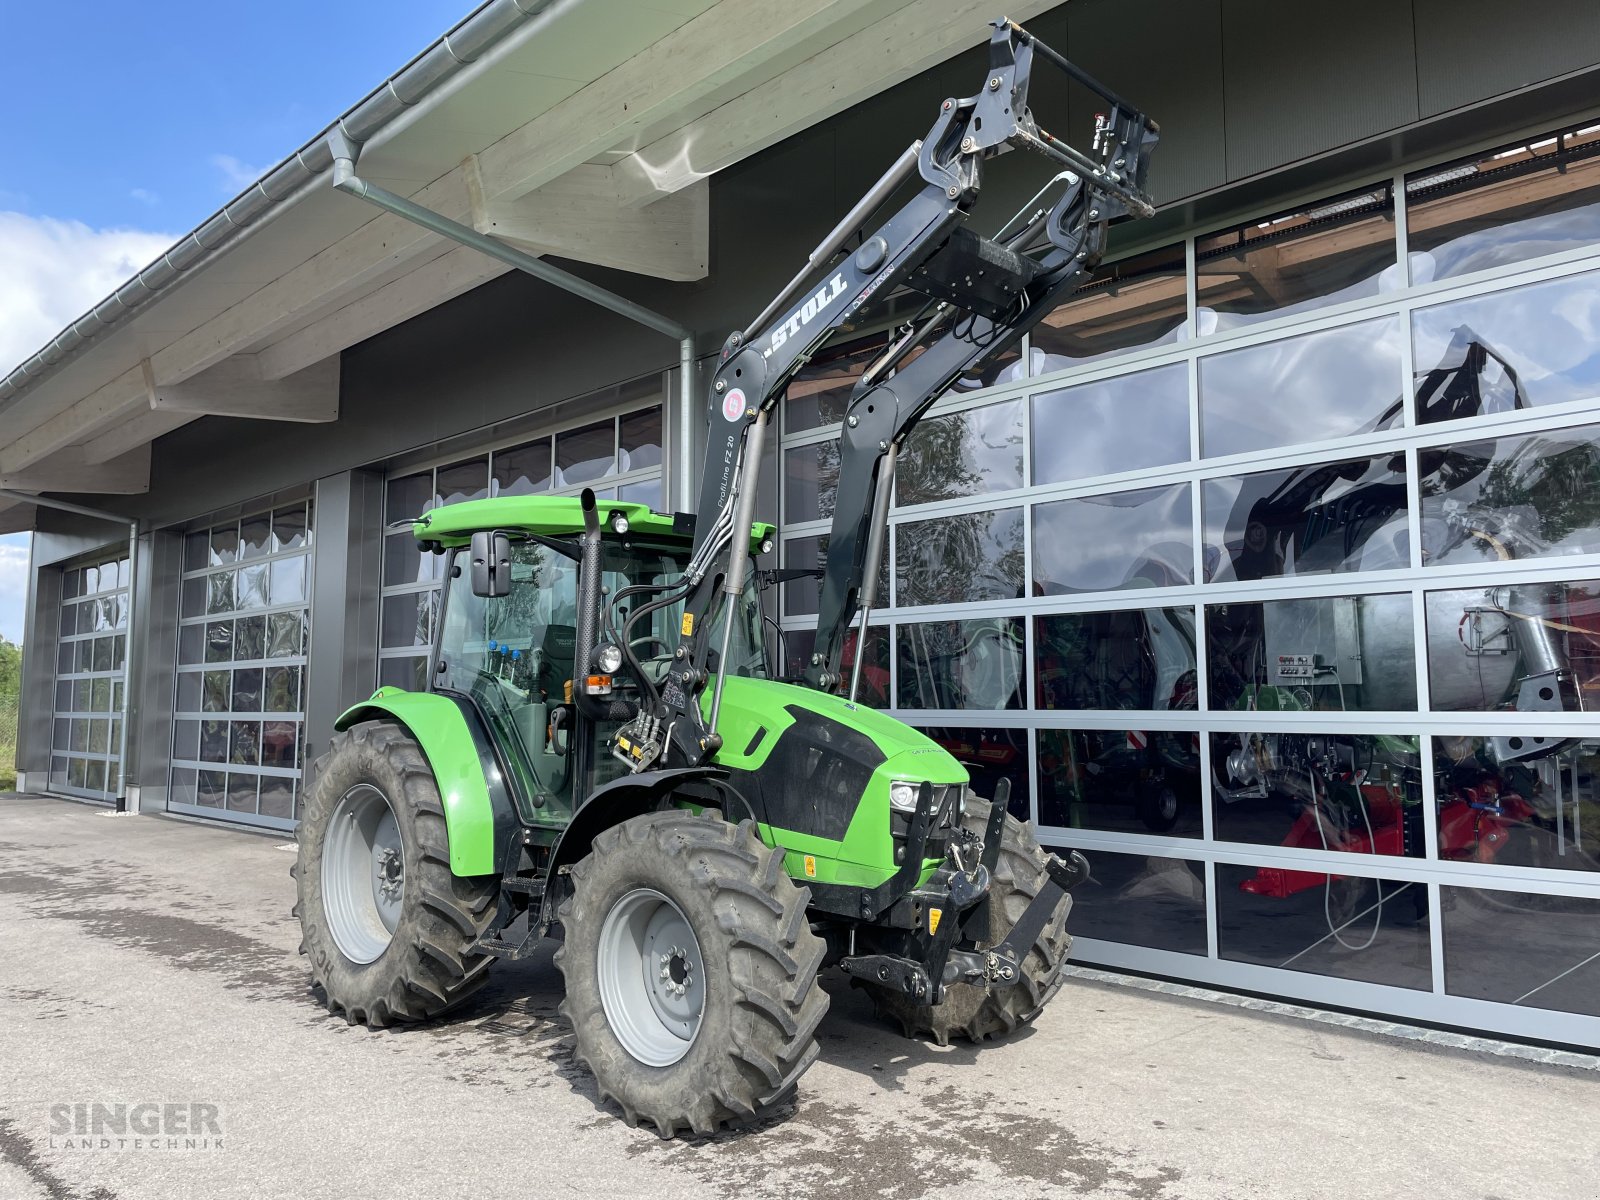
left=610, top=18, right=1160, bottom=771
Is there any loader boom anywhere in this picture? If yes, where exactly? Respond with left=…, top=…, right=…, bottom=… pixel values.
left=612, top=17, right=1159, bottom=770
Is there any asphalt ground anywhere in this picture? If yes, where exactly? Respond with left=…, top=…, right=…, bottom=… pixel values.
left=0, top=791, right=1593, bottom=1200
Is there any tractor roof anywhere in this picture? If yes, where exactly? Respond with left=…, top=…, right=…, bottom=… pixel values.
left=411, top=494, right=774, bottom=550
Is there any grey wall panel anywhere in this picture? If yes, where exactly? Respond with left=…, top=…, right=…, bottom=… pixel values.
left=304, top=470, right=384, bottom=770
left=1222, top=0, right=1420, bottom=180
left=128, top=529, right=182, bottom=806
left=1066, top=0, right=1227, bottom=205
left=16, top=556, right=57, bottom=777
left=1415, top=0, right=1600, bottom=118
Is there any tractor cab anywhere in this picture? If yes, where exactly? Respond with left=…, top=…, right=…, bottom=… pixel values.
left=413, top=493, right=770, bottom=827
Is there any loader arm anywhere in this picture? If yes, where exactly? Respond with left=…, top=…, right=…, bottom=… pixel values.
left=612, top=18, right=1159, bottom=770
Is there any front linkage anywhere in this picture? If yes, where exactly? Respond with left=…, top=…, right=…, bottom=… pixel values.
left=822, top=782, right=1092, bottom=1005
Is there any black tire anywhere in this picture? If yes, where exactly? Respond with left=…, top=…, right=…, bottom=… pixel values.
left=293, top=720, right=500, bottom=1026
left=555, top=809, right=828, bottom=1139
left=859, top=794, right=1072, bottom=1045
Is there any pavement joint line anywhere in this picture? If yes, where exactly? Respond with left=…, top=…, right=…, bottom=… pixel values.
left=1061, top=964, right=1600, bottom=1071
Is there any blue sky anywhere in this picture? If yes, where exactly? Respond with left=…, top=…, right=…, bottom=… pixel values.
left=0, top=1, right=476, bottom=642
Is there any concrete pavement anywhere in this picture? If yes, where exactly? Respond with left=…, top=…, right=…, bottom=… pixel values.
left=0, top=792, right=1592, bottom=1200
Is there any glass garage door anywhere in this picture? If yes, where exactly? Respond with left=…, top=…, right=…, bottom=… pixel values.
left=168, top=500, right=312, bottom=830
left=777, top=119, right=1600, bottom=1047
left=49, top=554, right=129, bottom=802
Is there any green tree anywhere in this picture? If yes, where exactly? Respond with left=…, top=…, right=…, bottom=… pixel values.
left=0, top=636, right=20, bottom=789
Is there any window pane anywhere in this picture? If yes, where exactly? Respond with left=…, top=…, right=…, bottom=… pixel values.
left=618, top=478, right=662, bottom=509
left=1033, top=484, right=1192, bottom=595
left=1199, top=318, right=1403, bottom=458
left=171, top=767, right=198, bottom=808
left=1435, top=737, right=1600, bottom=874
left=1405, top=125, right=1600, bottom=282
left=555, top=421, right=614, bottom=486
left=234, top=614, right=265, bottom=661
left=781, top=535, right=887, bottom=618
left=209, top=524, right=239, bottom=566
left=437, top=457, right=489, bottom=506
left=1211, top=732, right=1422, bottom=858
left=1216, top=862, right=1431, bottom=989
left=896, top=617, right=1024, bottom=710
left=1419, top=424, right=1600, bottom=565
left=895, top=509, right=1024, bottom=607
left=264, top=666, right=301, bottom=713
left=239, top=514, right=272, bottom=560
left=784, top=334, right=884, bottom=431
left=202, top=672, right=230, bottom=713
left=237, top=564, right=269, bottom=610
left=1202, top=454, right=1409, bottom=582
left=1031, top=364, right=1188, bottom=486
left=1424, top=580, right=1600, bottom=713
left=232, top=668, right=264, bottom=712
left=386, top=470, right=435, bottom=519
left=176, top=671, right=202, bottom=712
left=200, top=720, right=228, bottom=762
left=258, top=777, right=296, bottom=821
left=1207, top=593, right=1417, bottom=711
left=1040, top=729, right=1203, bottom=838
left=272, top=505, right=308, bottom=551
left=619, top=406, right=663, bottom=472
left=779, top=625, right=889, bottom=708
left=262, top=722, right=297, bottom=769
left=1036, top=607, right=1197, bottom=710
left=382, top=590, right=438, bottom=649
left=181, top=576, right=205, bottom=618
left=267, top=611, right=306, bottom=659
left=1029, top=244, right=1188, bottom=372
left=270, top=556, right=306, bottom=605
left=230, top=721, right=261, bottom=767
left=173, top=720, right=200, bottom=761
left=207, top=570, right=236, bottom=615
left=183, top=531, right=208, bottom=571
left=204, top=621, right=232, bottom=663
left=198, top=769, right=226, bottom=807
left=378, top=655, right=428, bottom=692
left=492, top=439, right=552, bottom=496
left=1196, top=186, right=1398, bottom=331
left=1044, top=846, right=1207, bottom=954
left=226, top=773, right=259, bottom=812
left=1413, top=270, right=1600, bottom=422
left=59, top=603, right=77, bottom=637
left=1442, top=885, right=1600, bottom=1016
left=912, top=725, right=1030, bottom=820
left=785, top=438, right=839, bottom=524
left=896, top=399, right=1023, bottom=507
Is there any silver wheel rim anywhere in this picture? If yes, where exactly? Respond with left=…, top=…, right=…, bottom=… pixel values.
left=322, top=783, right=404, bottom=965
left=597, top=888, right=705, bottom=1067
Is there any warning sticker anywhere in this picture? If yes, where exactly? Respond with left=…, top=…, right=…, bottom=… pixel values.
left=722, top=387, right=746, bottom=422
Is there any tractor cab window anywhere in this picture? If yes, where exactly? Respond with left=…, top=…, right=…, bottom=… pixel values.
left=437, top=543, right=580, bottom=823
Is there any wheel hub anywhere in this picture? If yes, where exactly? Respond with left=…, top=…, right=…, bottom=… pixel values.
left=321, top=783, right=405, bottom=965
left=597, top=889, right=706, bottom=1067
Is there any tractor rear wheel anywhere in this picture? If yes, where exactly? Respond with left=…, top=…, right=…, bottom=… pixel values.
left=293, top=720, right=499, bottom=1026
left=556, top=809, right=828, bottom=1138
left=860, top=794, right=1072, bottom=1044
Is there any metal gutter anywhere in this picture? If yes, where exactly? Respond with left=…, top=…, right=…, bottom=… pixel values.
left=328, top=134, right=698, bottom=508
left=0, top=0, right=571, bottom=408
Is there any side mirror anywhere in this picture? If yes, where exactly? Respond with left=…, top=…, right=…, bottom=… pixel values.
left=469, top=530, right=511, bottom=597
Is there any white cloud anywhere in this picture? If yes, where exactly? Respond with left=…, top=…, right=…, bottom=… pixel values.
left=0, top=211, right=174, bottom=376
left=0, top=534, right=30, bottom=645
left=129, top=187, right=160, bottom=206
left=211, top=153, right=268, bottom=193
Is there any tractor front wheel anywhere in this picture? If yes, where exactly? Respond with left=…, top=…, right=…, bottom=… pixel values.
left=860, top=794, right=1073, bottom=1044
left=556, top=809, right=828, bottom=1138
left=293, top=720, right=500, bottom=1026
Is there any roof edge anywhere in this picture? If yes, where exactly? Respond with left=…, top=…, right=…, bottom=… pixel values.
left=0, top=0, right=565, bottom=409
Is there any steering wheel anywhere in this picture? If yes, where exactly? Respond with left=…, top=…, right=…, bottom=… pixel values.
left=629, top=634, right=674, bottom=659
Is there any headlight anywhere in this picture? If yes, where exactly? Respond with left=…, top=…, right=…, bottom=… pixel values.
left=610, top=512, right=630, bottom=534
left=889, top=781, right=919, bottom=813
left=594, top=643, right=624, bottom=673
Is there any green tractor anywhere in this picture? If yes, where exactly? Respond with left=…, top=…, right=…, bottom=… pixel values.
left=294, top=19, right=1157, bottom=1137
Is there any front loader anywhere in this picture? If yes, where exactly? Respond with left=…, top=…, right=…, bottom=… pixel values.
left=294, top=18, right=1158, bottom=1138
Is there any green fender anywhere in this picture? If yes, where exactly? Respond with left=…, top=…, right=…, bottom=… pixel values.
left=334, top=687, right=510, bottom=877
